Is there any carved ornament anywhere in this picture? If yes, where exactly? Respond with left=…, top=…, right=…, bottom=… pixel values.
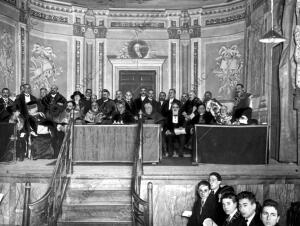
left=30, top=9, right=68, bottom=24
left=73, top=24, right=107, bottom=38
left=205, top=12, right=245, bottom=26
left=110, top=21, right=165, bottom=29
left=295, top=25, right=300, bottom=88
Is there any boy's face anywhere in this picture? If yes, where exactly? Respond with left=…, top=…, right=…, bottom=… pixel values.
left=239, top=198, right=256, bottom=219
left=261, top=206, right=280, bottom=226
left=222, top=198, right=237, bottom=215
left=198, top=185, right=210, bottom=200
left=209, top=175, right=221, bottom=190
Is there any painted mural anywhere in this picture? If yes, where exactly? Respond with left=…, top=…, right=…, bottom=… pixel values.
left=205, top=40, right=244, bottom=101
left=29, top=36, right=67, bottom=97
left=0, top=21, right=15, bottom=91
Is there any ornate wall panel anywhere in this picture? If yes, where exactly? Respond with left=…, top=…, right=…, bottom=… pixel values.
left=75, top=40, right=81, bottom=88
left=29, top=35, right=68, bottom=97
left=99, top=42, right=104, bottom=91
left=202, top=37, right=244, bottom=102
left=171, top=42, right=176, bottom=89
left=0, top=19, right=16, bottom=93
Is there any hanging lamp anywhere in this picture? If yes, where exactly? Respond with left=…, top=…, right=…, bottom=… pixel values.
left=259, top=0, right=286, bottom=44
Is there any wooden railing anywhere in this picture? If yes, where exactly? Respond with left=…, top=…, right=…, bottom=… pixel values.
left=131, top=114, right=153, bottom=226
left=22, top=120, right=74, bottom=226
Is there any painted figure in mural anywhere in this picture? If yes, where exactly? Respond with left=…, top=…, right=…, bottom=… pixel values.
left=133, top=43, right=143, bottom=58
left=213, top=45, right=243, bottom=99
left=30, top=44, right=63, bottom=92
left=0, top=29, right=14, bottom=88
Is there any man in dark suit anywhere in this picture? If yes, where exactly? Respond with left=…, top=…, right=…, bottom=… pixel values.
left=42, top=85, right=66, bottom=119
left=147, top=89, right=159, bottom=112
left=221, top=192, right=245, bottom=226
left=134, top=87, right=149, bottom=114
left=0, top=88, right=14, bottom=122
left=188, top=180, right=217, bottom=226
left=161, top=89, right=181, bottom=117
left=157, top=91, right=166, bottom=114
left=260, top=199, right=280, bottom=226
left=237, top=191, right=263, bottom=226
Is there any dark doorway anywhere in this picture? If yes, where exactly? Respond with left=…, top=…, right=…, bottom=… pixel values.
left=119, top=70, right=156, bottom=98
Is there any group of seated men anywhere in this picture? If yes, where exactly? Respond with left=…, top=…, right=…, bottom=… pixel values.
left=187, top=172, right=280, bottom=226
left=0, top=83, right=255, bottom=160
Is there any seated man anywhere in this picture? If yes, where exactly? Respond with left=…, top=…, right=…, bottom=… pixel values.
left=215, top=105, right=232, bottom=125
left=97, top=89, right=116, bottom=121
left=191, top=103, right=215, bottom=125
left=142, top=102, right=164, bottom=124
left=27, top=101, right=56, bottom=160
left=260, top=199, right=280, bottom=226
left=164, top=102, right=186, bottom=157
left=84, top=102, right=103, bottom=124
left=221, top=192, right=244, bottom=226
left=238, top=191, right=263, bottom=226
left=112, top=101, right=135, bottom=124
left=188, top=180, right=217, bottom=226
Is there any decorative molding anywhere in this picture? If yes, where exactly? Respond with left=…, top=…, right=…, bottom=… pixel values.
left=19, top=9, right=27, bottom=23
left=20, top=27, right=26, bottom=84
left=295, top=25, right=300, bottom=88
left=110, top=21, right=165, bottom=29
left=193, top=42, right=198, bottom=92
left=73, top=24, right=107, bottom=38
left=99, top=42, right=104, bottom=90
left=167, top=25, right=201, bottom=39
left=108, top=11, right=167, bottom=18
left=205, top=12, right=245, bottom=26
left=30, top=9, right=68, bottom=24
left=1, top=0, right=16, bottom=6
left=201, top=0, right=244, bottom=15
left=30, top=0, right=73, bottom=13
left=75, top=41, right=80, bottom=87
left=171, top=43, right=176, bottom=88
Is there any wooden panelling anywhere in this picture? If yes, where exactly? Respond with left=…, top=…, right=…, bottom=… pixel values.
left=73, top=124, right=161, bottom=163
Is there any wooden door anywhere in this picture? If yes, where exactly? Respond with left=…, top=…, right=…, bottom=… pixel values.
left=119, top=70, right=156, bottom=98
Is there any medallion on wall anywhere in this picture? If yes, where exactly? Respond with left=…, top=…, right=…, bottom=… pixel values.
left=127, top=40, right=149, bottom=59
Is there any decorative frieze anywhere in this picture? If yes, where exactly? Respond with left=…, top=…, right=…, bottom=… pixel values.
left=30, top=0, right=73, bottom=13
left=30, top=9, right=68, bottom=24
left=73, top=24, right=107, bottom=38
left=99, top=42, right=104, bottom=90
left=167, top=25, right=201, bottom=39
left=0, top=0, right=16, bottom=6
left=171, top=43, right=176, bottom=88
left=295, top=26, right=300, bottom=88
left=205, top=12, right=245, bottom=26
left=110, top=21, right=165, bottom=29
left=201, top=0, right=244, bottom=15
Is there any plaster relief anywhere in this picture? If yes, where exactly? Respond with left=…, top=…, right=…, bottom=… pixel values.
left=0, top=21, right=15, bottom=90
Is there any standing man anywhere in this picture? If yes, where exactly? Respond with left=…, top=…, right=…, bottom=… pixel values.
left=147, top=89, right=159, bottom=112
left=42, top=85, right=66, bottom=119
left=0, top=88, right=14, bottom=110
left=232, top=84, right=252, bottom=122
left=188, top=180, right=217, bottom=226
left=114, top=90, right=124, bottom=103
left=237, top=191, right=263, bottom=226
left=161, top=89, right=181, bottom=117
left=134, top=87, right=149, bottom=114
left=97, top=89, right=116, bottom=120
left=157, top=91, right=166, bottom=113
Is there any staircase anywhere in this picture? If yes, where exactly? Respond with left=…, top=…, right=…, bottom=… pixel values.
left=57, top=165, right=133, bottom=226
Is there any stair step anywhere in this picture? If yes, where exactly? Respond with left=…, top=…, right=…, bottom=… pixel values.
left=69, top=178, right=131, bottom=190
left=57, top=218, right=132, bottom=226
left=66, top=189, right=131, bottom=204
left=62, top=203, right=132, bottom=221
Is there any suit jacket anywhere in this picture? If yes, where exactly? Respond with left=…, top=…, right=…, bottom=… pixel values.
left=134, top=96, right=149, bottom=114
left=112, top=110, right=135, bottom=124
left=15, top=93, right=38, bottom=119
left=0, top=97, right=14, bottom=110
left=222, top=211, right=245, bottom=226
left=248, top=213, right=264, bottom=226
left=182, top=98, right=202, bottom=115
left=42, top=93, right=67, bottom=112
left=160, top=98, right=181, bottom=117
left=164, top=112, right=186, bottom=133
left=124, top=100, right=137, bottom=116
left=187, top=193, right=217, bottom=226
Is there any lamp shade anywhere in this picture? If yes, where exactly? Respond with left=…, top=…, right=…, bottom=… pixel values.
left=259, top=29, right=286, bottom=44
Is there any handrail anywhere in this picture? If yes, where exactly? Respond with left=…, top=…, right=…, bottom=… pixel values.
left=23, top=120, right=74, bottom=226
left=131, top=113, right=153, bottom=226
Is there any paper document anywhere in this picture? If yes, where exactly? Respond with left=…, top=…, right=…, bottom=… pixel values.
left=181, top=210, right=192, bottom=217
left=174, top=128, right=186, bottom=135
